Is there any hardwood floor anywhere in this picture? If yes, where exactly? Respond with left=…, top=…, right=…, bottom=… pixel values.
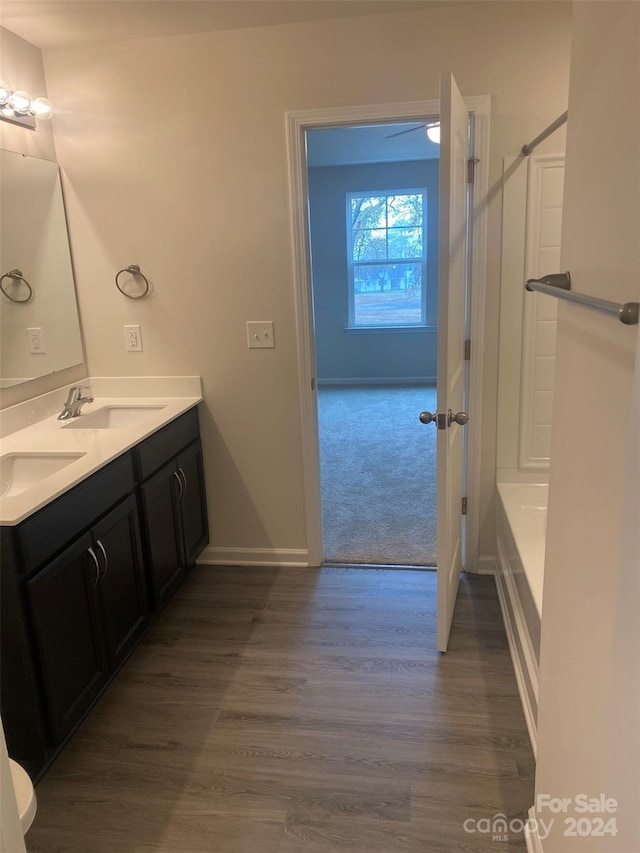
left=26, top=567, right=534, bottom=852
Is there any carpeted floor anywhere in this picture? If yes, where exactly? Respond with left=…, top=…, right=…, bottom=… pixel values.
left=317, top=384, right=437, bottom=565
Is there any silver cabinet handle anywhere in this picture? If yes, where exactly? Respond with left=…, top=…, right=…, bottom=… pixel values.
left=96, top=539, right=108, bottom=579
left=173, top=469, right=184, bottom=501
left=87, top=547, right=100, bottom=587
left=178, top=467, right=188, bottom=499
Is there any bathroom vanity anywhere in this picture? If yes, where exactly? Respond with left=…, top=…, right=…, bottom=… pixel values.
left=1, top=391, right=208, bottom=780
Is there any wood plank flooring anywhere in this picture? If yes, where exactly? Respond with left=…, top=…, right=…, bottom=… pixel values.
left=26, top=567, right=534, bottom=852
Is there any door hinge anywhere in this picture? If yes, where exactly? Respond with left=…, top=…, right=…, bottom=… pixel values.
left=461, top=497, right=468, bottom=516
left=464, top=339, right=471, bottom=361
left=311, top=377, right=316, bottom=391
left=467, top=157, right=479, bottom=184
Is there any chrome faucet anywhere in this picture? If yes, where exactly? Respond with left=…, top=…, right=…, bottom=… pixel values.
left=58, top=385, right=95, bottom=420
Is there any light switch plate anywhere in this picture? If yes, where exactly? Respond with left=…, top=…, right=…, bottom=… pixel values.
left=247, top=321, right=275, bottom=349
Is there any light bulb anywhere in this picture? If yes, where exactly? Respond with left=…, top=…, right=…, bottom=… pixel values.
left=0, top=82, right=10, bottom=107
left=9, top=90, right=32, bottom=115
left=426, top=123, right=440, bottom=145
left=31, top=97, right=53, bottom=120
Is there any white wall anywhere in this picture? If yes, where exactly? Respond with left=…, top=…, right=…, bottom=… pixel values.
left=534, top=2, right=640, bottom=849
left=0, top=26, right=87, bottom=409
left=36, top=1, right=572, bottom=562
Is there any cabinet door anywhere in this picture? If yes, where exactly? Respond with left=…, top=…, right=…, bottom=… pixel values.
left=27, top=534, right=107, bottom=744
left=140, top=460, right=184, bottom=610
left=1, top=529, right=47, bottom=771
left=94, top=495, right=149, bottom=671
left=177, top=441, right=209, bottom=566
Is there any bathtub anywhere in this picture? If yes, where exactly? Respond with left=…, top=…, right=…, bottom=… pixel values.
left=495, top=482, right=548, bottom=756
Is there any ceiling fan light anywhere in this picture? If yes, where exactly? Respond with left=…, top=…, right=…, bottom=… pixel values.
left=426, top=123, right=440, bottom=144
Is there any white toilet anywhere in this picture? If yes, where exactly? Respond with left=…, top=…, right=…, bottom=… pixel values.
left=8, top=759, right=37, bottom=835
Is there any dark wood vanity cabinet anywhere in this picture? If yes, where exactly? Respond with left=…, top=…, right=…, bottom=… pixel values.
left=92, top=496, right=149, bottom=671
left=138, top=409, right=208, bottom=611
left=27, top=532, right=109, bottom=746
left=140, top=461, right=185, bottom=610
left=178, top=441, right=209, bottom=565
left=1, top=405, right=209, bottom=779
left=27, top=494, right=148, bottom=744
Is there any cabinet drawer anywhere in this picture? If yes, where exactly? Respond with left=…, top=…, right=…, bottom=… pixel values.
left=19, top=454, right=135, bottom=575
left=135, top=407, right=200, bottom=481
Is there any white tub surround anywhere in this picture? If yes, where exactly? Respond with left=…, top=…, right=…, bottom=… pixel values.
left=495, top=481, right=547, bottom=756
left=0, top=376, right=202, bottom=525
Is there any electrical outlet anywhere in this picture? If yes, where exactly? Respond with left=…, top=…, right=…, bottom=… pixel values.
left=124, top=324, right=143, bottom=352
left=247, top=321, right=275, bottom=349
left=27, top=327, right=45, bottom=354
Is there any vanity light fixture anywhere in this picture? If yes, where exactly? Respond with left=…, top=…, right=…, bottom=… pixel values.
left=426, top=122, right=440, bottom=144
left=0, top=81, right=53, bottom=128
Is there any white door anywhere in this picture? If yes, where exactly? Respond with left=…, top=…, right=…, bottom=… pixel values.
left=436, top=72, right=469, bottom=652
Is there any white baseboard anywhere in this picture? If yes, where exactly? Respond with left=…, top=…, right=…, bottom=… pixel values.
left=198, top=546, right=309, bottom=568
left=474, top=555, right=496, bottom=575
left=317, top=376, right=436, bottom=386
left=525, top=806, right=544, bottom=853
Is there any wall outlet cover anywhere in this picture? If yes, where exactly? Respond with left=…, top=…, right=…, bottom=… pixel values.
left=27, top=327, right=45, bottom=354
left=124, top=324, right=143, bottom=352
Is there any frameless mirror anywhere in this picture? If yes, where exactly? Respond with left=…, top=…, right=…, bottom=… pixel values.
left=0, top=149, right=83, bottom=388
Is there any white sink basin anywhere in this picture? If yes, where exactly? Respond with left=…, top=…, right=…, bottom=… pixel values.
left=62, top=405, right=166, bottom=430
left=0, top=452, right=86, bottom=498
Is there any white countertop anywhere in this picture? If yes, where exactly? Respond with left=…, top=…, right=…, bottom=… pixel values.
left=0, top=378, right=202, bottom=526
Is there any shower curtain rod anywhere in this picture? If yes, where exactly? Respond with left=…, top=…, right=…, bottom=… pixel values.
left=521, top=110, right=568, bottom=156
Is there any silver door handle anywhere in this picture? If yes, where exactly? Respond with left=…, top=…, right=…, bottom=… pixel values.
left=419, top=411, right=448, bottom=430
left=87, top=547, right=100, bottom=587
left=420, top=410, right=469, bottom=428
left=96, top=539, right=108, bottom=579
left=448, top=410, right=469, bottom=426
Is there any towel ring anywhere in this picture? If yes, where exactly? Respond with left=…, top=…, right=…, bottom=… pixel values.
left=0, top=269, right=33, bottom=303
left=115, top=264, right=150, bottom=299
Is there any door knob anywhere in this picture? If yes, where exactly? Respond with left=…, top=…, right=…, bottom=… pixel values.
left=420, top=411, right=448, bottom=430
left=420, top=410, right=469, bottom=428
left=448, top=410, right=469, bottom=426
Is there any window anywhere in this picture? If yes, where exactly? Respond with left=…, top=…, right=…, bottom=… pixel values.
left=347, top=190, right=427, bottom=328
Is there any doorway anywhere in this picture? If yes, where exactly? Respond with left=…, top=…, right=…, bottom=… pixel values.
left=306, top=122, right=439, bottom=566
left=286, top=96, right=490, bottom=574
left=317, top=384, right=437, bottom=565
